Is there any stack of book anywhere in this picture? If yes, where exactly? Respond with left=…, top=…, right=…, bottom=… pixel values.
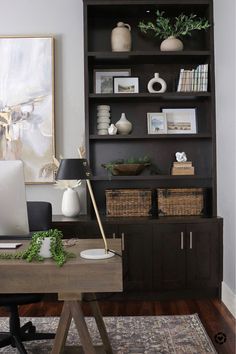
left=171, top=161, right=195, bottom=175
left=177, top=64, right=208, bottom=92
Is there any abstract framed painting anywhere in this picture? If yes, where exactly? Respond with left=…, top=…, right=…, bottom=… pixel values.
left=0, top=36, right=55, bottom=183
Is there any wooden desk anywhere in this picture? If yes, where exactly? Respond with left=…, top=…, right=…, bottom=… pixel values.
left=0, top=239, right=123, bottom=354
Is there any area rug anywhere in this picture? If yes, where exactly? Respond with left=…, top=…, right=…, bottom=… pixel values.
left=0, top=314, right=217, bottom=353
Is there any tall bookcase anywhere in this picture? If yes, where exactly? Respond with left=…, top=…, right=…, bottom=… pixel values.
left=80, top=0, right=223, bottom=298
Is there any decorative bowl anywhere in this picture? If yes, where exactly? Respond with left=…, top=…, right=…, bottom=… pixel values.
left=102, top=163, right=150, bottom=176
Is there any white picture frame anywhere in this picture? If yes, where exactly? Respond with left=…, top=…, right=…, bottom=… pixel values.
left=113, top=77, right=139, bottom=94
left=94, top=69, right=131, bottom=94
left=147, top=112, right=167, bottom=134
left=162, top=108, right=197, bottom=134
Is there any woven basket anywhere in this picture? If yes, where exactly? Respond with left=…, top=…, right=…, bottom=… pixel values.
left=106, top=189, right=152, bottom=217
left=157, top=188, right=204, bottom=216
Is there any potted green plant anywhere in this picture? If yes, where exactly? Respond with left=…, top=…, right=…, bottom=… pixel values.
left=138, top=10, right=210, bottom=51
left=0, top=229, right=74, bottom=267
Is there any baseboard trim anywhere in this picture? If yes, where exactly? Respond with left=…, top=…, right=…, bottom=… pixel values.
left=222, top=282, right=236, bottom=318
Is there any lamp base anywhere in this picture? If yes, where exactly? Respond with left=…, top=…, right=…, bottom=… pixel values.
left=80, top=248, right=115, bottom=260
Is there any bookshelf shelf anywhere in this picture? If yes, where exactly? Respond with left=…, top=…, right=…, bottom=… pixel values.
left=89, top=133, right=212, bottom=140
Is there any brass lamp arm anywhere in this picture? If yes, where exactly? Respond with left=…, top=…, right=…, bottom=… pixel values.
left=86, top=179, right=108, bottom=254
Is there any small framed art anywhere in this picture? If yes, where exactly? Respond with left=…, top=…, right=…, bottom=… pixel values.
left=113, top=77, right=139, bottom=93
left=94, top=69, right=131, bottom=94
left=147, top=112, right=167, bottom=134
left=162, top=108, right=197, bottom=134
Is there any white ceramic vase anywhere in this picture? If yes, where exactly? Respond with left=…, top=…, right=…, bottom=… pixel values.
left=111, top=22, right=131, bottom=52
left=61, top=188, right=80, bottom=217
left=115, top=113, right=132, bottom=135
left=39, top=237, right=52, bottom=259
left=147, top=73, right=167, bottom=93
left=160, top=36, right=184, bottom=51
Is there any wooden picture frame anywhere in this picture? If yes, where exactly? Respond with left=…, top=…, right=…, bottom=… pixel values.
left=0, top=36, right=55, bottom=184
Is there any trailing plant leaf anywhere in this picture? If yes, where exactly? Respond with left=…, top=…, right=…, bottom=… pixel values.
left=139, top=10, right=210, bottom=40
left=0, top=229, right=75, bottom=267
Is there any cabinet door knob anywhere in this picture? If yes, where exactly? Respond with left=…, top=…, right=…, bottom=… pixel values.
left=180, top=232, right=184, bottom=250
left=121, top=232, right=125, bottom=251
left=189, top=231, right=193, bottom=249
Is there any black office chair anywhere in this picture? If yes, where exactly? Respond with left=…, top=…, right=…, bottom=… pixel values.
left=0, top=202, right=55, bottom=354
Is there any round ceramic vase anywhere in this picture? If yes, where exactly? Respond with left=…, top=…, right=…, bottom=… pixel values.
left=160, top=36, right=184, bottom=51
left=115, top=113, right=132, bottom=135
left=147, top=73, right=167, bottom=93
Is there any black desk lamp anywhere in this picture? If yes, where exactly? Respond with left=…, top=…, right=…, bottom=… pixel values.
left=56, top=158, right=114, bottom=259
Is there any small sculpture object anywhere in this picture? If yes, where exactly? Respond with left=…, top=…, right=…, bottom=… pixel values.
left=108, top=124, right=117, bottom=135
left=175, top=152, right=187, bottom=162
left=147, top=73, right=167, bottom=93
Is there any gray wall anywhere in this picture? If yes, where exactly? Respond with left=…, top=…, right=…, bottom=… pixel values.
left=214, top=0, right=236, bottom=295
left=0, top=0, right=235, bottom=296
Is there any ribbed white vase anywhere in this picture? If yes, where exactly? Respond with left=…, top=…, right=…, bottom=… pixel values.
left=61, top=188, right=80, bottom=217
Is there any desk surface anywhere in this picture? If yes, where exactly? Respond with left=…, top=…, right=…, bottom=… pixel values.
left=0, top=239, right=122, bottom=294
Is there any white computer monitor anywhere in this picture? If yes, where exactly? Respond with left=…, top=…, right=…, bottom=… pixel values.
left=0, top=160, right=29, bottom=236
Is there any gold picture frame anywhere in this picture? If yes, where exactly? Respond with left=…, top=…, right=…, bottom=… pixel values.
left=0, top=36, right=55, bottom=184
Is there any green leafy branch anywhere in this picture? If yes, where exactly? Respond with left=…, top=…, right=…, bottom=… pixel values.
left=138, top=10, right=210, bottom=39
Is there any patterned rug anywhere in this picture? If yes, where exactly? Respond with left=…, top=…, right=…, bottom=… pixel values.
left=0, top=314, right=217, bottom=353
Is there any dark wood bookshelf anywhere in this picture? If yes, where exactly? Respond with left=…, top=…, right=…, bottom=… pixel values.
left=82, top=0, right=222, bottom=298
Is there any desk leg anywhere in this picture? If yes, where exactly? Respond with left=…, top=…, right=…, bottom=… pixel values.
left=70, top=300, right=96, bottom=354
left=87, top=293, right=113, bottom=354
left=51, top=302, right=72, bottom=354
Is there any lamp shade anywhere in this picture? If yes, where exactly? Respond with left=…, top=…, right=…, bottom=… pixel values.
left=56, top=159, right=92, bottom=180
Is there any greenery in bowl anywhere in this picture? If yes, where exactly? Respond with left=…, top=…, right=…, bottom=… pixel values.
left=138, top=10, right=210, bottom=40
left=0, top=229, right=74, bottom=267
left=102, top=156, right=161, bottom=175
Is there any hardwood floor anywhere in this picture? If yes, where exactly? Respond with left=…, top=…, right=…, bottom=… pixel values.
left=0, top=297, right=235, bottom=354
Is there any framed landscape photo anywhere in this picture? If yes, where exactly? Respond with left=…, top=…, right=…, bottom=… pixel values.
left=162, top=108, right=197, bottom=134
left=94, top=69, right=131, bottom=94
left=113, top=77, right=139, bottom=94
left=0, top=36, right=55, bottom=184
left=147, top=112, right=167, bottom=134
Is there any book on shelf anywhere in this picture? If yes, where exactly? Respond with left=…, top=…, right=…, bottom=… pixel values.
left=177, top=64, right=208, bottom=92
left=171, top=166, right=195, bottom=175
left=173, top=161, right=193, bottom=168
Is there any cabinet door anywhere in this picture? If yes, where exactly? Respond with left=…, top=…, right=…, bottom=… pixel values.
left=153, top=224, right=186, bottom=291
left=186, top=223, right=220, bottom=288
left=120, top=224, right=152, bottom=291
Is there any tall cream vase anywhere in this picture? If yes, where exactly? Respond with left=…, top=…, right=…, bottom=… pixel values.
left=61, top=188, right=80, bottom=217
left=111, top=22, right=131, bottom=52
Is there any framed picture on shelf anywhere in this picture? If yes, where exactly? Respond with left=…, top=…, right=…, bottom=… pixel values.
left=147, top=112, right=167, bottom=134
left=113, top=77, right=139, bottom=94
left=162, top=108, right=197, bottom=134
left=94, top=69, right=131, bottom=94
